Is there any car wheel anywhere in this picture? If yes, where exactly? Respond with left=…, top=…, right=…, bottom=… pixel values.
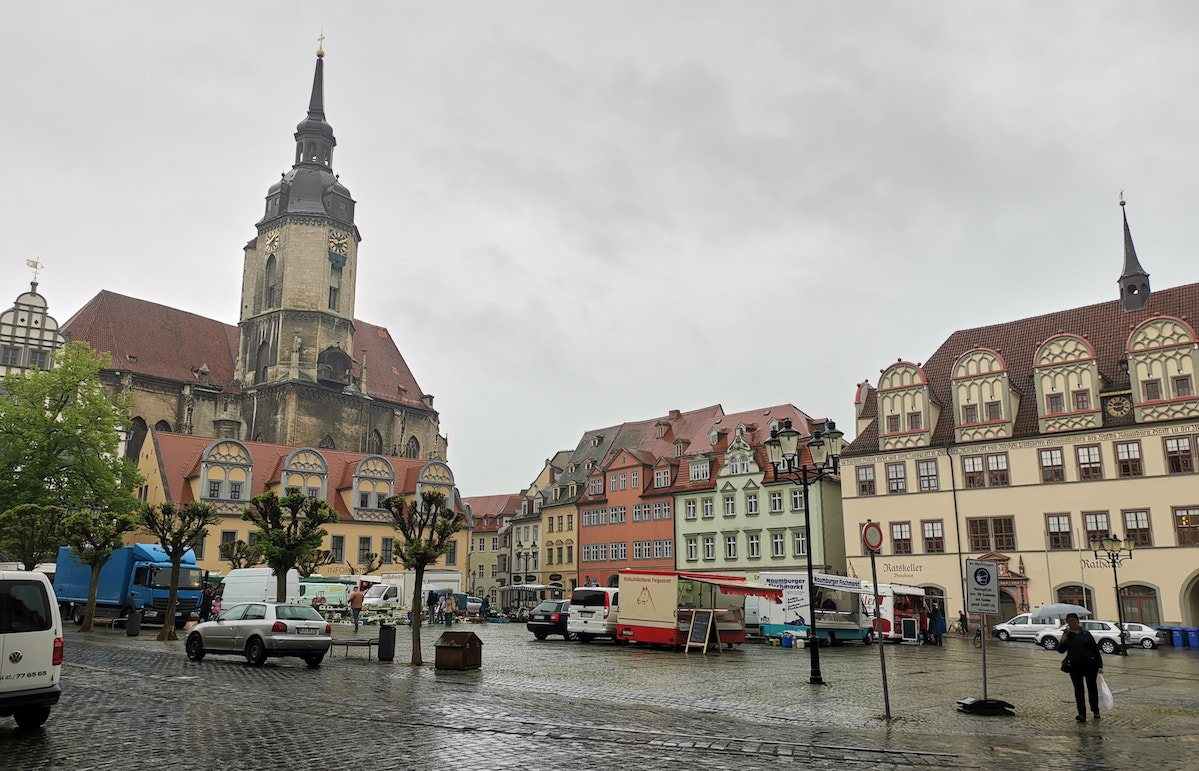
left=534, top=633, right=547, bottom=640
left=185, top=633, right=206, bottom=662
left=565, top=632, right=577, bottom=641
left=303, top=653, right=324, bottom=668
left=245, top=637, right=268, bottom=666
left=1100, top=639, right=1118, bottom=654
left=1141, top=638, right=1155, bottom=649
left=71, top=606, right=84, bottom=626
left=997, top=630, right=1010, bottom=641
left=13, top=707, right=51, bottom=730
left=578, top=634, right=594, bottom=643
left=1040, top=637, right=1058, bottom=650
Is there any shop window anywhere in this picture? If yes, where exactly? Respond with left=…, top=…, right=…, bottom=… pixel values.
left=1119, top=585, right=1160, bottom=625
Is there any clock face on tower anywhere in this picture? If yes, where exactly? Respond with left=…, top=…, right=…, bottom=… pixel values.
left=263, top=231, right=280, bottom=254
left=1105, top=396, right=1133, bottom=418
left=328, top=231, right=349, bottom=268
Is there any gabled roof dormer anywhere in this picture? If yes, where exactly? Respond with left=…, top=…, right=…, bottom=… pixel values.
left=950, top=348, right=1016, bottom=443
left=1034, top=333, right=1102, bottom=434
left=1127, top=315, right=1199, bottom=423
left=877, top=360, right=934, bottom=450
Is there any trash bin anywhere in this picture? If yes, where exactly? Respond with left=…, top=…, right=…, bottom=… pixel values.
left=125, top=610, right=142, bottom=637
left=378, top=623, right=396, bottom=662
left=434, top=631, right=483, bottom=670
left=1172, top=628, right=1186, bottom=648
left=1187, top=628, right=1199, bottom=649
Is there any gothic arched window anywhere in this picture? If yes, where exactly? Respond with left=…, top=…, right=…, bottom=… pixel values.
left=125, top=417, right=148, bottom=460
left=404, top=436, right=420, bottom=459
left=154, top=420, right=172, bottom=433
left=367, top=429, right=383, bottom=455
left=264, top=255, right=279, bottom=309
left=319, top=435, right=336, bottom=450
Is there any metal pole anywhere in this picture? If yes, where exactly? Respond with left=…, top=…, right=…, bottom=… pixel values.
left=981, top=612, right=988, bottom=701
left=869, top=543, right=891, bottom=720
left=802, top=466, right=823, bottom=685
left=1112, top=556, right=1127, bottom=655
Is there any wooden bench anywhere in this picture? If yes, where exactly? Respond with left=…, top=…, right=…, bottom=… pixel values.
left=330, top=638, right=380, bottom=660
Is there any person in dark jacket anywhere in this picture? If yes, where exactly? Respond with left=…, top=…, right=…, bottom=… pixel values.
left=1059, top=613, right=1104, bottom=722
left=199, top=586, right=214, bottom=622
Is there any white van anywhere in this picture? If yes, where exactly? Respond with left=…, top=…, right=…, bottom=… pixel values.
left=567, top=587, right=619, bottom=642
left=362, top=583, right=404, bottom=608
left=219, top=568, right=300, bottom=606
left=1, top=570, right=63, bottom=729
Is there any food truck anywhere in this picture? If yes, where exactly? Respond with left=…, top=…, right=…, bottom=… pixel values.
left=616, top=569, right=782, bottom=646
left=862, top=582, right=927, bottom=642
left=756, top=571, right=875, bottom=644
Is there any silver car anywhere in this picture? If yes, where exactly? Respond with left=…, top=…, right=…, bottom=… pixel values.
left=185, top=602, right=332, bottom=667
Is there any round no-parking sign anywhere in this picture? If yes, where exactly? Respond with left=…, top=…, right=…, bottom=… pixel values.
left=862, top=522, right=884, bottom=552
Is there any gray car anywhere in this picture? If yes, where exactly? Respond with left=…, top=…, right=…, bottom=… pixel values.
left=185, top=602, right=332, bottom=668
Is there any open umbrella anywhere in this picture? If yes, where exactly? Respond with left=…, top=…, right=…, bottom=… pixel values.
left=1031, top=602, right=1091, bottom=620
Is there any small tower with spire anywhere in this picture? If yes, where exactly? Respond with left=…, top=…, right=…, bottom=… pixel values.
left=1118, top=197, right=1150, bottom=312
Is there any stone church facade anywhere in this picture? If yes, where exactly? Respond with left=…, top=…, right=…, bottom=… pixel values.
left=58, top=50, right=446, bottom=463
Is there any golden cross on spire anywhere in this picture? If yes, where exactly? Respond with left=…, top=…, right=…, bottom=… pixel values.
left=317, top=32, right=325, bottom=58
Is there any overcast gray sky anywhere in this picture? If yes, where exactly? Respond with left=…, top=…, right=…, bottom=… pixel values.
left=4, top=2, right=1198, bottom=497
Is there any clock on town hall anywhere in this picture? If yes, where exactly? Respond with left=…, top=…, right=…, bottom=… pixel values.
left=328, top=230, right=349, bottom=268
left=1104, top=395, right=1133, bottom=418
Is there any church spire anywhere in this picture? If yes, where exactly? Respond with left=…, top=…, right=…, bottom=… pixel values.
left=293, top=46, right=336, bottom=168
left=1118, top=197, right=1150, bottom=312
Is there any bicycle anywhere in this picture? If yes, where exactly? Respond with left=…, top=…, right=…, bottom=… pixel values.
left=973, top=628, right=982, bottom=648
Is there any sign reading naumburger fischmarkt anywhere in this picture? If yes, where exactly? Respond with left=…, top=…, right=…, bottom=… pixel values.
left=965, top=559, right=999, bottom=615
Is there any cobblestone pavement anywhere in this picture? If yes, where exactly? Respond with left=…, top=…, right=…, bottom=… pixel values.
left=2, top=621, right=1196, bottom=770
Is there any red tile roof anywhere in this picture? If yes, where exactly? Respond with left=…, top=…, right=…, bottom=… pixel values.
left=462, top=494, right=523, bottom=532
left=846, top=282, right=1199, bottom=455
left=63, top=291, right=428, bottom=407
left=151, top=431, right=431, bottom=520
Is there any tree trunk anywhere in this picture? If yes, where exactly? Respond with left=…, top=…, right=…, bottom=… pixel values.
left=276, top=566, right=288, bottom=605
left=158, top=558, right=181, bottom=641
left=81, top=565, right=102, bottom=633
left=410, top=564, right=425, bottom=665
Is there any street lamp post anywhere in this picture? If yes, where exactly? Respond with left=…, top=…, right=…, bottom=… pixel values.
left=1089, top=532, right=1134, bottom=656
left=765, top=418, right=844, bottom=686
left=515, top=539, right=538, bottom=608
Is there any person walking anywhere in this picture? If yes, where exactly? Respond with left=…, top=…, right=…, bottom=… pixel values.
left=928, top=606, right=947, bottom=646
left=199, top=586, right=214, bottom=623
left=426, top=590, right=438, bottom=623
left=443, top=593, right=457, bottom=625
left=1059, top=613, right=1104, bottom=722
left=347, top=585, right=365, bottom=633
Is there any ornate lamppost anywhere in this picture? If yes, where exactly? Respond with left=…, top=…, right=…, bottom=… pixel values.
left=515, top=539, right=538, bottom=607
left=764, top=418, right=844, bottom=685
left=1089, top=532, right=1134, bottom=656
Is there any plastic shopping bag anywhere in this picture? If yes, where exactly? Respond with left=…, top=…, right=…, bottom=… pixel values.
left=1099, top=675, right=1114, bottom=710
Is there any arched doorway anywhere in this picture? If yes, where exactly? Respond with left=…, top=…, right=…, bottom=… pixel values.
left=1119, top=584, right=1160, bottom=625
left=999, top=588, right=1017, bottom=621
left=1184, top=572, right=1199, bottom=627
left=125, top=417, right=148, bottom=460
left=1056, top=584, right=1096, bottom=616
left=920, top=585, right=946, bottom=613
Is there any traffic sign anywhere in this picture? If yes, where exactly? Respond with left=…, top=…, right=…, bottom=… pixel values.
left=862, top=522, right=884, bottom=552
left=965, top=559, right=999, bottom=615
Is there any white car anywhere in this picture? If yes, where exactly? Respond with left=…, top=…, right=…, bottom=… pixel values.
left=0, top=571, right=64, bottom=729
left=1037, top=620, right=1128, bottom=654
left=1114, top=622, right=1165, bottom=649
left=991, top=612, right=1064, bottom=641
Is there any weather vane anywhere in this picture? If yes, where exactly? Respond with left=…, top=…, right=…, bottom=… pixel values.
left=1119, top=190, right=1125, bottom=207
left=317, top=32, right=325, bottom=58
left=25, top=259, right=43, bottom=282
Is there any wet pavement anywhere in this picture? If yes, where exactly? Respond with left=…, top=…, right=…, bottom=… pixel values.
left=2, top=620, right=1196, bottom=770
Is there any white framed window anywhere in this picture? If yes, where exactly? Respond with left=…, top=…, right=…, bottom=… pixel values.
left=702, top=498, right=714, bottom=518
left=653, top=540, right=664, bottom=559
left=663, top=540, right=672, bottom=558
left=492, top=536, right=499, bottom=551
left=703, top=536, right=715, bottom=560
left=655, top=468, right=671, bottom=488
left=748, top=534, right=760, bottom=558
left=724, top=496, right=736, bottom=516
left=686, top=538, right=698, bottom=561
left=685, top=500, right=697, bottom=520
left=690, top=462, right=711, bottom=482
left=791, top=489, right=803, bottom=510
left=725, top=535, right=737, bottom=559
left=589, top=478, right=602, bottom=495
left=661, top=501, right=671, bottom=519
left=772, top=532, right=785, bottom=557
left=746, top=494, right=759, bottom=515
left=609, top=475, right=618, bottom=492
left=617, top=542, right=628, bottom=560
left=631, top=471, right=639, bottom=489
left=619, top=473, right=627, bottom=490
left=769, top=492, right=783, bottom=512
left=793, top=530, right=807, bottom=556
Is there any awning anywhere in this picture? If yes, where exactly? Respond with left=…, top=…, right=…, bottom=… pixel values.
left=684, top=575, right=783, bottom=601
left=497, top=584, right=560, bottom=592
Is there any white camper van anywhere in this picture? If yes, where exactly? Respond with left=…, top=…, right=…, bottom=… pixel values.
left=219, top=568, right=300, bottom=606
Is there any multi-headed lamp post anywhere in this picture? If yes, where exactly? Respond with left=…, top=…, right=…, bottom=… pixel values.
left=515, top=539, right=538, bottom=606
left=1089, top=533, right=1134, bottom=656
left=764, top=418, right=844, bottom=685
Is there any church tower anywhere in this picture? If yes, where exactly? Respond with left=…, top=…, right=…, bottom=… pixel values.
left=1118, top=198, right=1150, bottom=312
left=237, top=44, right=361, bottom=389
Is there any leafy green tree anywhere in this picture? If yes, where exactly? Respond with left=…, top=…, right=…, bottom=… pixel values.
left=140, top=501, right=220, bottom=641
left=242, top=489, right=339, bottom=602
left=383, top=489, right=467, bottom=665
left=61, top=510, right=140, bottom=632
left=0, top=341, right=142, bottom=516
left=296, top=548, right=335, bottom=577
left=0, top=504, right=66, bottom=570
left=218, top=539, right=263, bottom=569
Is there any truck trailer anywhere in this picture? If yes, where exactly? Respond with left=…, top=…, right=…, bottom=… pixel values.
left=53, top=544, right=204, bottom=628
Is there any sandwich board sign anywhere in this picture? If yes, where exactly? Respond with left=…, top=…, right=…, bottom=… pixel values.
left=965, top=559, right=999, bottom=615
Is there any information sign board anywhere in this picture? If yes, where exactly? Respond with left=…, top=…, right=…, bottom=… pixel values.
left=965, top=559, right=999, bottom=615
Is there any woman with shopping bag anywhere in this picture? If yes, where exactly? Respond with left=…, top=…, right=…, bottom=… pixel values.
left=1059, top=613, right=1104, bottom=722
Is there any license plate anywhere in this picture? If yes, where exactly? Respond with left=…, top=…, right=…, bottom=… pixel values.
left=581, top=611, right=594, bottom=617
left=296, top=627, right=319, bottom=635
left=533, top=615, right=546, bottom=620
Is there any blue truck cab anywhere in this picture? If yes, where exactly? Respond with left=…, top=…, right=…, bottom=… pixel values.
left=54, top=544, right=204, bottom=628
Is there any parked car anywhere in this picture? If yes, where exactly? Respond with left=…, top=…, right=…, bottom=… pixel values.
left=1036, top=619, right=1127, bottom=654
left=527, top=600, right=573, bottom=640
left=185, top=602, right=332, bottom=667
left=0, top=571, right=64, bottom=730
left=465, top=596, right=483, bottom=614
left=1122, top=622, right=1166, bottom=649
left=991, top=612, right=1064, bottom=641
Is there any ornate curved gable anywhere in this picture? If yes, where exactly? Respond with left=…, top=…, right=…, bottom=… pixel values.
left=877, top=361, right=932, bottom=450
left=417, top=460, right=457, bottom=504
left=282, top=448, right=328, bottom=500
left=1127, top=316, right=1199, bottom=422
left=201, top=439, right=253, bottom=515
left=1033, top=334, right=1102, bottom=434
left=353, top=455, right=395, bottom=522
left=950, top=348, right=1016, bottom=443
